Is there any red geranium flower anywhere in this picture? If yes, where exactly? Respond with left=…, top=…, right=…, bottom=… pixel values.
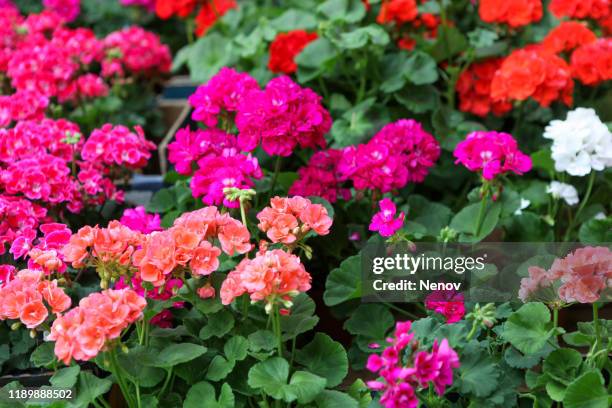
left=491, top=47, right=574, bottom=107
left=268, top=30, right=318, bottom=74
left=456, top=58, right=512, bottom=117
left=571, top=38, right=612, bottom=85
left=195, top=0, right=237, bottom=37
left=541, top=21, right=597, bottom=54
left=478, top=0, right=543, bottom=27
left=549, top=0, right=611, bottom=20
left=376, top=0, right=418, bottom=25
left=155, top=0, right=197, bottom=19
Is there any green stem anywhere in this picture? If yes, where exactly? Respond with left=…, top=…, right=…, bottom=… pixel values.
left=239, top=197, right=249, bottom=229
left=564, top=171, right=596, bottom=241
left=552, top=307, right=559, bottom=341
left=158, top=368, right=174, bottom=399
left=272, top=305, right=283, bottom=357
left=109, top=348, right=135, bottom=408
left=383, top=302, right=419, bottom=319
left=466, top=321, right=479, bottom=341
left=592, top=303, right=601, bottom=350
left=474, top=185, right=489, bottom=237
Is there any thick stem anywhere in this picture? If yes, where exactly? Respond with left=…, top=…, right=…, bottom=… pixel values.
left=272, top=305, right=283, bottom=358
left=474, top=185, right=490, bottom=237
left=466, top=321, right=478, bottom=341
left=592, top=303, right=601, bottom=349
left=108, top=348, right=135, bottom=408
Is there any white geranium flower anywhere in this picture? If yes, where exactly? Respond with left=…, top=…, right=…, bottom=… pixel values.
left=514, top=198, right=531, bottom=215
left=547, top=181, right=579, bottom=206
left=543, top=108, right=612, bottom=176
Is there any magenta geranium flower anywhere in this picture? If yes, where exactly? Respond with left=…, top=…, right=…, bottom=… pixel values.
left=369, top=198, right=405, bottom=238
left=453, top=131, right=532, bottom=180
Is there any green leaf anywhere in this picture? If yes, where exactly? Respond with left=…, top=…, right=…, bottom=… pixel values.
left=280, top=294, right=319, bottom=340
left=224, top=336, right=248, bottom=362
left=504, top=345, right=552, bottom=369
left=428, top=25, right=468, bottom=62
left=503, top=303, right=553, bottom=355
left=188, top=34, right=235, bottom=84
left=324, top=255, right=362, bottom=306
left=30, top=342, right=55, bottom=368
left=563, top=371, right=609, bottom=408
left=184, top=381, right=234, bottom=408
left=49, top=366, right=80, bottom=388
left=147, top=188, right=175, bottom=213
left=206, top=355, right=234, bottom=381
left=315, top=390, right=359, bottom=408
left=579, top=217, right=612, bottom=244
left=286, top=371, right=326, bottom=404
left=405, top=51, right=439, bottom=85
left=270, top=10, right=317, bottom=31
left=344, top=304, right=394, bottom=340
left=337, top=25, right=389, bottom=49
left=542, top=347, right=583, bottom=402
left=458, top=342, right=499, bottom=397
left=531, top=149, right=555, bottom=173
left=450, top=201, right=501, bottom=241
left=248, top=330, right=277, bottom=352
left=295, top=333, right=348, bottom=387
left=153, top=343, right=208, bottom=368
left=248, top=357, right=290, bottom=400
left=318, top=0, right=365, bottom=23
left=296, top=38, right=337, bottom=82
left=394, top=85, right=439, bottom=113
left=72, top=372, right=112, bottom=407
left=467, top=28, right=499, bottom=48
left=200, top=310, right=235, bottom=340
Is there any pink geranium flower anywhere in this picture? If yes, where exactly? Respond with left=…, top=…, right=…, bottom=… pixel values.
left=369, top=198, right=405, bottom=238
left=425, top=290, right=466, bottom=324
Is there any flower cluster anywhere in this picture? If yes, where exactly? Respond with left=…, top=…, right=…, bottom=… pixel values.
left=478, top=0, right=542, bottom=27
left=268, top=30, right=318, bottom=74
left=453, top=131, right=532, bottom=180
left=0, top=90, right=49, bottom=126
left=543, top=108, right=612, bottom=176
left=366, top=321, right=460, bottom=408
left=549, top=0, right=611, bottom=20
left=0, top=195, right=48, bottom=256
left=82, top=124, right=155, bottom=169
left=425, top=290, right=466, bottom=324
left=14, top=223, right=71, bottom=276
left=188, top=67, right=259, bottom=128
left=134, top=207, right=251, bottom=286
left=42, top=0, right=80, bottom=22
left=119, top=206, right=162, bottom=234
left=570, top=38, right=612, bottom=86
left=62, top=221, right=144, bottom=271
left=256, top=196, right=333, bottom=244
left=0, top=119, right=151, bottom=220
left=288, top=149, right=351, bottom=203
left=168, top=127, right=262, bottom=208
left=369, top=198, right=405, bottom=238
left=49, top=288, right=146, bottom=364
left=541, top=21, right=597, bottom=54
left=236, top=75, right=332, bottom=156
left=376, top=0, right=418, bottom=25
left=101, top=26, right=172, bottom=77
left=519, top=246, right=612, bottom=303
left=339, top=119, right=440, bottom=192
left=456, top=58, right=512, bottom=117
left=155, top=0, right=236, bottom=37
left=490, top=48, right=574, bottom=107
left=0, top=269, right=71, bottom=329
left=220, top=249, right=311, bottom=309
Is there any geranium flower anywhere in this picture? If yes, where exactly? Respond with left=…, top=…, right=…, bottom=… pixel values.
left=478, top=0, right=542, bottom=27
left=268, top=30, right=318, bottom=74
left=369, top=198, right=405, bottom=238
left=543, top=108, right=612, bottom=176
left=547, top=181, right=579, bottom=205
left=453, top=131, right=532, bottom=180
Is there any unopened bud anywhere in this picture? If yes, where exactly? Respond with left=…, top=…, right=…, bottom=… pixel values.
left=11, top=322, right=21, bottom=330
